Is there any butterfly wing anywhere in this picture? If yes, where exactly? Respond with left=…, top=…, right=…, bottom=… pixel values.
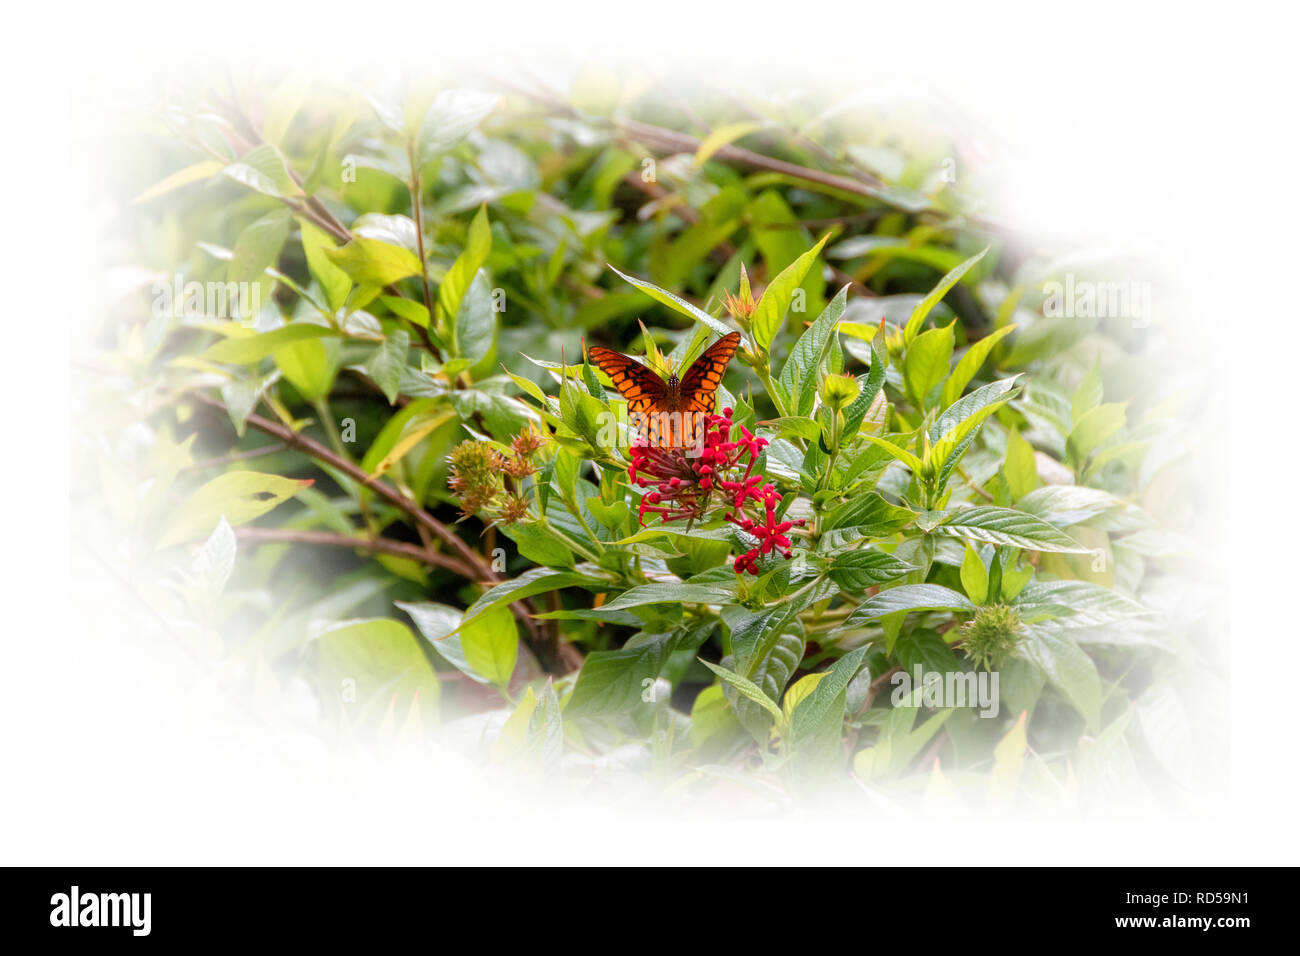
left=588, top=347, right=669, bottom=444
left=679, top=331, right=741, bottom=415
left=676, top=331, right=741, bottom=449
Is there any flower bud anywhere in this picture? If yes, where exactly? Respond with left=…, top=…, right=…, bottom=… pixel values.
left=960, top=605, right=1024, bottom=671
left=818, top=373, right=860, bottom=411
left=722, top=264, right=757, bottom=322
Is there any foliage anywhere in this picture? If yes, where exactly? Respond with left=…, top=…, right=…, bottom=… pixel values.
left=76, top=71, right=1223, bottom=808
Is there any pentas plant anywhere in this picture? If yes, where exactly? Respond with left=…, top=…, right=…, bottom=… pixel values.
left=432, top=238, right=1209, bottom=800
left=629, top=408, right=803, bottom=574
left=111, top=78, right=1213, bottom=804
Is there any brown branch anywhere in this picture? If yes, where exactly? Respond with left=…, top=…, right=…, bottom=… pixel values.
left=184, top=442, right=289, bottom=472
left=210, top=92, right=439, bottom=354
left=487, top=75, right=926, bottom=215
left=194, top=393, right=482, bottom=570
left=862, top=665, right=902, bottom=712
left=619, top=118, right=894, bottom=201
left=192, top=392, right=583, bottom=673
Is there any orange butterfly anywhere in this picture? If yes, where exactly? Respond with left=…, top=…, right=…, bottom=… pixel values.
left=589, top=331, right=741, bottom=450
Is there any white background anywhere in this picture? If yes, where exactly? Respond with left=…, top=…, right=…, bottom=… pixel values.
left=2, top=1, right=1296, bottom=864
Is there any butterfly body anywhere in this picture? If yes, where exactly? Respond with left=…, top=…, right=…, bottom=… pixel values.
left=589, top=331, right=741, bottom=450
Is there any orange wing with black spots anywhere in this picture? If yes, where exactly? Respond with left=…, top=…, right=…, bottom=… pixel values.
left=587, top=347, right=668, bottom=422
left=589, top=331, right=740, bottom=449
left=679, top=331, right=741, bottom=415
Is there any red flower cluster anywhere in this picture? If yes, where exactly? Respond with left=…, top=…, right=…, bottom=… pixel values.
left=628, top=407, right=803, bottom=574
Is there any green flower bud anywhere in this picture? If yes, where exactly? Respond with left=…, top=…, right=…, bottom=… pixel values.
left=960, top=605, right=1024, bottom=671
left=818, top=373, right=860, bottom=411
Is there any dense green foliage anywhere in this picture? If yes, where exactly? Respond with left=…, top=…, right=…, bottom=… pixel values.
left=78, top=73, right=1221, bottom=806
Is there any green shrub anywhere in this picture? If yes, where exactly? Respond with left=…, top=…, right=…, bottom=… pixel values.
left=78, top=74, right=1220, bottom=806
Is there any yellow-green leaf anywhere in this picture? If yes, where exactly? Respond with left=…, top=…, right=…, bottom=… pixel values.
left=438, top=205, right=492, bottom=323
left=158, top=471, right=313, bottom=548
left=203, top=324, right=336, bottom=364
left=133, top=160, right=223, bottom=203
left=324, top=237, right=422, bottom=285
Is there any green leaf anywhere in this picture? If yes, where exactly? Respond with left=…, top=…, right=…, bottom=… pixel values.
left=227, top=209, right=291, bottom=317
left=439, top=205, right=492, bottom=322
left=1071, top=354, right=1104, bottom=421
left=597, top=582, right=735, bottom=611
left=369, top=406, right=456, bottom=477
left=781, top=672, right=828, bottom=727
left=860, top=434, right=924, bottom=473
left=854, top=692, right=954, bottom=780
left=692, top=120, right=765, bottom=165
left=700, top=660, right=782, bottom=724
left=931, top=376, right=1021, bottom=443
left=364, top=330, right=409, bottom=404
left=419, top=89, right=500, bottom=162
left=828, top=549, right=916, bottom=590
left=222, top=144, right=302, bottom=199
left=789, top=646, right=870, bottom=745
left=990, top=711, right=1028, bottom=798
left=607, top=265, right=735, bottom=339
left=1004, top=428, right=1038, bottom=503
left=299, top=220, right=353, bottom=314
left=761, top=416, right=822, bottom=442
left=460, top=565, right=611, bottom=629
left=315, top=617, right=439, bottom=712
left=381, top=295, right=430, bottom=328
left=937, top=506, right=1089, bottom=554
left=841, top=334, right=888, bottom=437
left=569, top=631, right=692, bottom=716
left=451, top=271, right=496, bottom=369
left=778, top=285, right=848, bottom=416
left=275, top=336, right=338, bottom=402
left=1004, top=316, right=1093, bottom=367
left=204, top=323, right=336, bottom=364
left=193, top=515, right=236, bottom=597
left=690, top=683, right=742, bottom=747
left=840, top=584, right=976, bottom=629
left=220, top=370, right=279, bottom=436
left=903, top=323, right=954, bottom=407
left=752, top=190, right=825, bottom=317
left=941, top=324, right=1017, bottom=408
left=460, top=603, right=518, bottom=690
left=751, top=233, right=829, bottom=351
left=1013, top=581, right=1149, bottom=629
left=134, top=160, right=223, bottom=203
left=1016, top=626, right=1101, bottom=730
left=558, top=377, right=610, bottom=450
left=324, top=237, right=423, bottom=285
left=1016, top=484, right=1140, bottom=529
left=158, top=471, right=312, bottom=548
left=903, top=247, right=988, bottom=345
left=395, top=601, right=492, bottom=685
left=1067, top=402, right=1126, bottom=468
left=499, top=522, right=574, bottom=568
left=931, top=386, right=1018, bottom=491
left=960, top=543, right=989, bottom=605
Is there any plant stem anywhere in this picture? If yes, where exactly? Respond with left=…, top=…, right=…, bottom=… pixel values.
left=407, top=141, right=436, bottom=323
left=195, top=392, right=582, bottom=673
